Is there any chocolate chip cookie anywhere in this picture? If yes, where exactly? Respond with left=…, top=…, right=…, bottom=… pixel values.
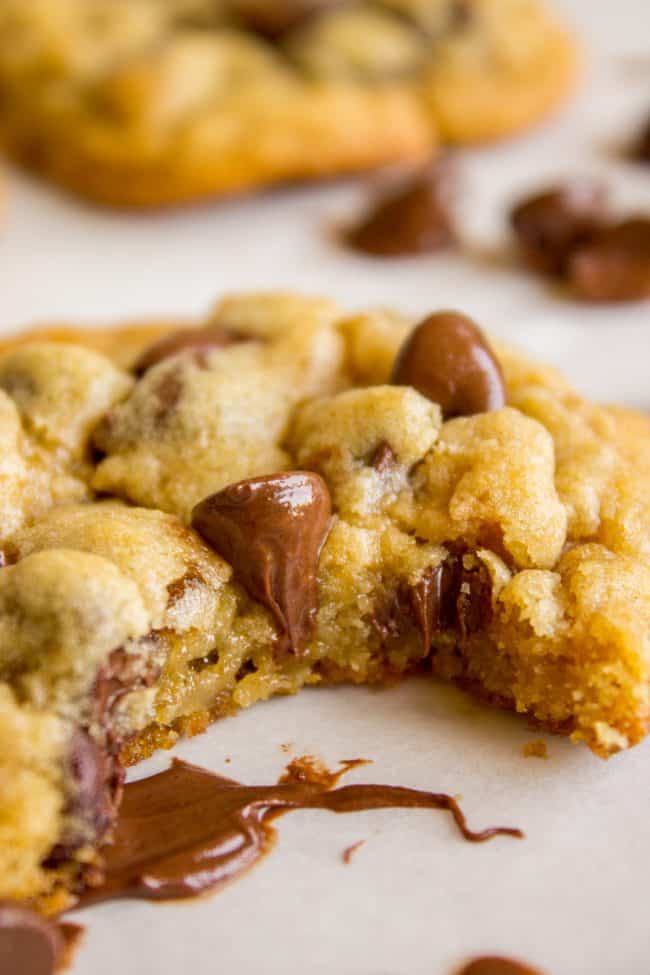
left=0, top=0, right=576, bottom=206
left=1, top=291, right=649, bottom=913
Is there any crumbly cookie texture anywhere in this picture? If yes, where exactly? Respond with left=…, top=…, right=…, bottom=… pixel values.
left=0, top=0, right=575, bottom=206
left=1, top=290, right=649, bottom=908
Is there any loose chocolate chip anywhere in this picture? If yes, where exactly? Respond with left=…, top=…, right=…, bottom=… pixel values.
left=510, top=182, right=609, bottom=274
left=568, top=217, right=650, bottom=302
left=191, top=472, right=332, bottom=656
left=346, top=165, right=457, bottom=257
left=634, top=115, right=650, bottom=163
left=133, top=325, right=248, bottom=375
left=391, top=311, right=505, bottom=418
left=230, top=0, right=336, bottom=37
left=0, top=901, right=62, bottom=975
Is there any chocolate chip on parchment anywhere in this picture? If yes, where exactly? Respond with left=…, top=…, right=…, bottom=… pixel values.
left=510, top=182, right=609, bottom=275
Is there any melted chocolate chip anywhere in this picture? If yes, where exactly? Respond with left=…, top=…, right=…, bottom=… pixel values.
left=45, top=647, right=162, bottom=867
left=347, top=166, right=457, bottom=257
left=458, top=957, right=546, bottom=975
left=568, top=217, right=650, bottom=301
left=0, top=902, right=62, bottom=975
left=377, top=549, right=493, bottom=655
left=391, top=312, right=505, bottom=418
left=133, top=325, right=248, bottom=375
left=511, top=182, right=609, bottom=274
left=77, top=756, right=521, bottom=906
left=191, top=473, right=332, bottom=657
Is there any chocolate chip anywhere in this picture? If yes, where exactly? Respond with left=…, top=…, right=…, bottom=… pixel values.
left=230, top=0, right=336, bottom=38
left=346, top=165, right=457, bottom=257
left=369, top=441, right=397, bottom=473
left=191, top=473, right=331, bottom=657
left=568, top=217, right=650, bottom=301
left=0, top=901, right=62, bottom=975
left=511, top=182, right=609, bottom=274
left=133, top=325, right=249, bottom=375
left=391, top=311, right=505, bottom=418
left=373, top=549, right=492, bottom=655
left=634, top=114, right=650, bottom=163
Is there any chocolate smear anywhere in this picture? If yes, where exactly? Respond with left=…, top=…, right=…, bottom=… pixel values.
left=510, top=182, right=609, bottom=274
left=77, top=756, right=522, bottom=906
left=191, top=472, right=332, bottom=657
left=0, top=901, right=63, bottom=975
left=342, top=839, right=365, bottom=864
left=133, top=324, right=249, bottom=375
left=347, top=165, right=457, bottom=257
left=457, top=957, right=547, bottom=975
left=568, top=217, right=650, bottom=302
left=391, top=312, right=505, bottom=418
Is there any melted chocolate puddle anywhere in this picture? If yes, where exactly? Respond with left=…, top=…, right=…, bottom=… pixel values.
left=79, top=756, right=522, bottom=907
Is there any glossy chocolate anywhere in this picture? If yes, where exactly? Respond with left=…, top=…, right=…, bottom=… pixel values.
left=191, top=472, right=332, bottom=656
left=376, top=549, right=493, bottom=655
left=458, top=957, right=546, bottom=975
left=133, top=324, right=248, bottom=375
left=78, top=757, right=521, bottom=905
left=347, top=167, right=457, bottom=257
left=0, top=902, right=62, bottom=975
left=391, top=312, right=505, bottom=418
left=568, top=217, right=650, bottom=301
left=511, top=182, right=608, bottom=274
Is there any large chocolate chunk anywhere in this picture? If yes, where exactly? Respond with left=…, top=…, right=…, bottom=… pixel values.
left=0, top=902, right=62, bottom=975
left=511, top=182, right=608, bottom=274
left=568, top=217, right=650, bottom=302
left=391, top=311, right=505, bottom=418
left=191, top=473, right=332, bottom=656
left=346, top=166, right=457, bottom=257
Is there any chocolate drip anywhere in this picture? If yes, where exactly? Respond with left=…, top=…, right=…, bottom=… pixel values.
left=458, top=957, right=546, bottom=975
left=78, top=757, right=521, bottom=906
left=191, top=472, right=332, bottom=657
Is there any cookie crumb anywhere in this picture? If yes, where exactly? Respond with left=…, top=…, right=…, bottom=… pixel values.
left=523, top=740, right=548, bottom=759
left=342, top=840, right=366, bottom=865
left=280, top=742, right=293, bottom=753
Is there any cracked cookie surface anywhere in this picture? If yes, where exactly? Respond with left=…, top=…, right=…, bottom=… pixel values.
left=0, top=290, right=648, bottom=911
left=0, top=0, right=575, bottom=206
